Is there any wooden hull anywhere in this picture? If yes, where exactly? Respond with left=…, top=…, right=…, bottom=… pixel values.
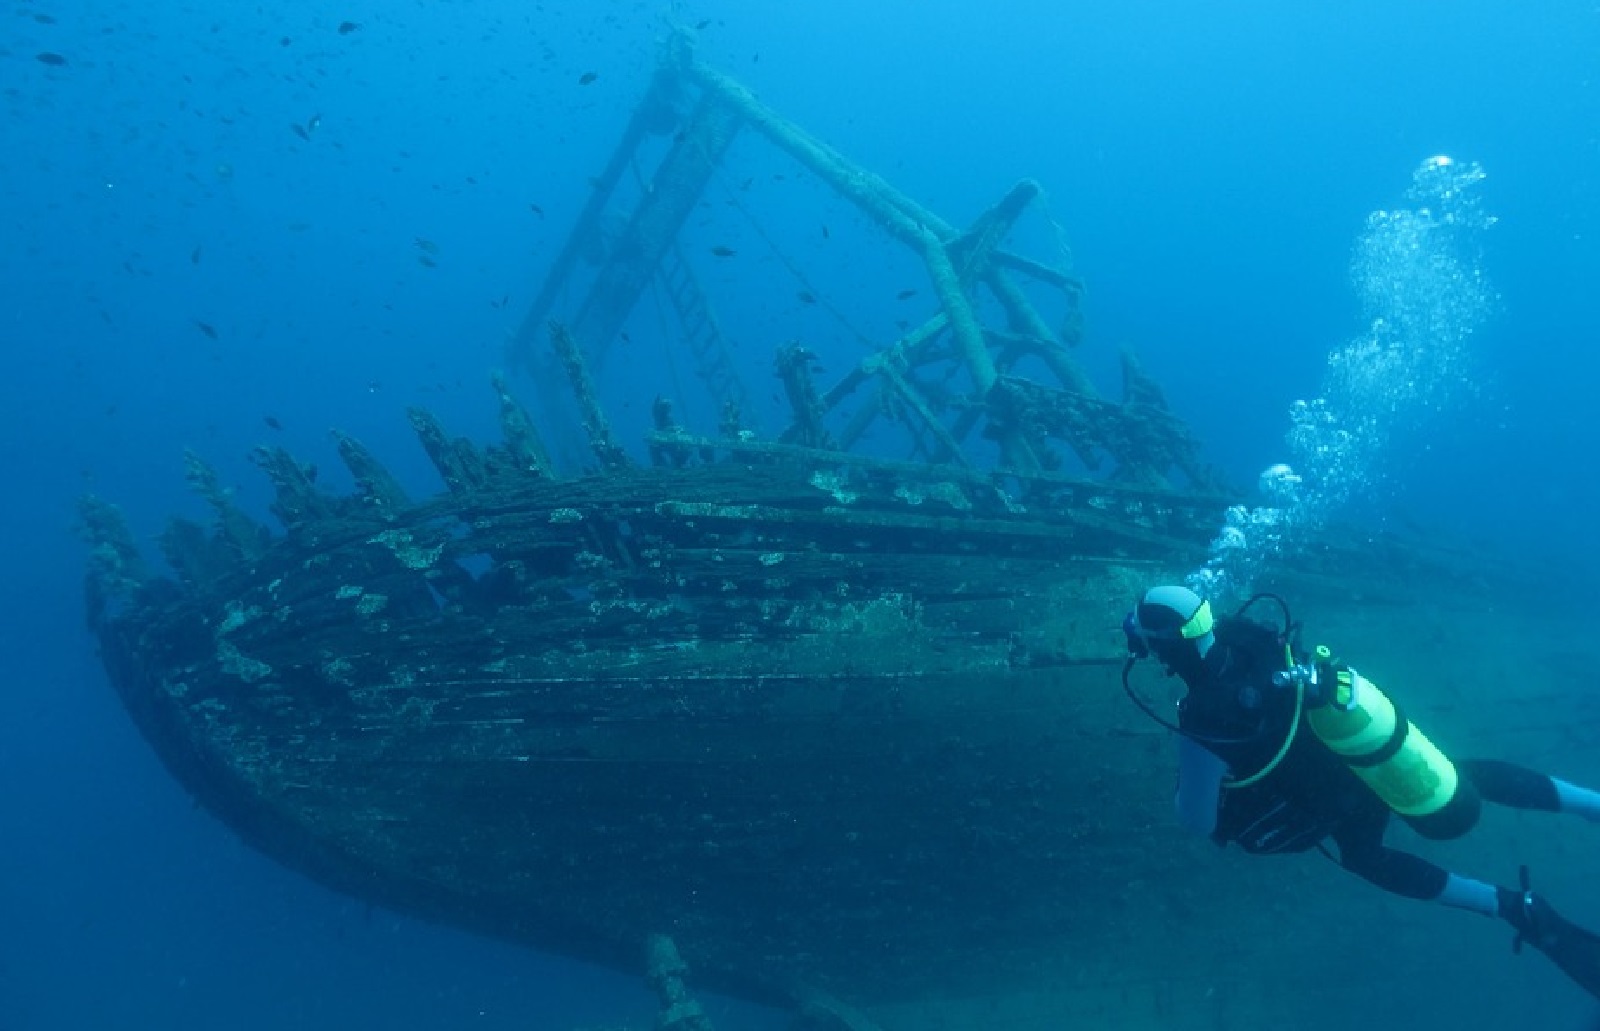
left=86, top=458, right=1591, bottom=1024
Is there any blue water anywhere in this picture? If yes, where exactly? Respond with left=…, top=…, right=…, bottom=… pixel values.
left=4, top=1, right=1597, bottom=1027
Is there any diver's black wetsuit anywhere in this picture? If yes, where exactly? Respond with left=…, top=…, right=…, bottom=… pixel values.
left=1178, top=616, right=1561, bottom=901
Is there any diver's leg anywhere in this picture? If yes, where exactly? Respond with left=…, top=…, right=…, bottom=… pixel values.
left=1330, top=805, right=1600, bottom=998
left=1330, top=805, right=1474, bottom=905
left=1331, top=778, right=1600, bottom=998
left=1552, top=779, right=1600, bottom=821
left=1345, top=845, right=1501, bottom=911
left=1461, top=758, right=1600, bottom=822
left=1329, top=804, right=1500, bottom=914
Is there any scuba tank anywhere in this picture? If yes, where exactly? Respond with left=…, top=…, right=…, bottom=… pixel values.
left=1275, top=645, right=1480, bottom=840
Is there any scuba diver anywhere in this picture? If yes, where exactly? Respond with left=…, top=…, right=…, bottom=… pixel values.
left=1122, top=583, right=1600, bottom=999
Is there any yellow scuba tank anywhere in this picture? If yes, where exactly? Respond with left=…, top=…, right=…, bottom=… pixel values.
left=1299, top=645, right=1480, bottom=840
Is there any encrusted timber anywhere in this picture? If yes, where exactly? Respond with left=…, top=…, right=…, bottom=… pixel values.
left=183, top=450, right=272, bottom=558
left=786, top=992, right=891, bottom=1031
left=408, top=408, right=492, bottom=496
left=797, top=178, right=1091, bottom=471
left=641, top=430, right=1226, bottom=548
left=382, top=383, right=603, bottom=592
left=405, top=379, right=554, bottom=499
left=77, top=494, right=151, bottom=613
left=418, top=458, right=1195, bottom=659
left=876, top=362, right=970, bottom=468
left=421, top=441, right=1201, bottom=591
left=491, top=370, right=553, bottom=478
left=987, top=375, right=1216, bottom=489
left=646, top=934, right=716, bottom=1031
left=146, top=380, right=553, bottom=596
left=590, top=935, right=883, bottom=1031
left=548, top=321, right=628, bottom=472
left=930, top=180, right=1098, bottom=469
left=157, top=451, right=276, bottom=588
left=157, top=517, right=237, bottom=590
left=158, top=441, right=399, bottom=590
left=247, top=433, right=409, bottom=532
left=775, top=343, right=831, bottom=449
left=331, top=431, right=409, bottom=519
left=649, top=396, right=710, bottom=468
left=250, top=445, right=340, bottom=530
left=824, top=315, right=947, bottom=452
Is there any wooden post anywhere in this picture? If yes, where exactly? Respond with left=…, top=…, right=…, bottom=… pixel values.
left=549, top=322, right=628, bottom=471
left=490, top=372, right=553, bottom=478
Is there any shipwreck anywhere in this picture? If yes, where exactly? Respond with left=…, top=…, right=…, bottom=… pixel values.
left=80, top=34, right=1575, bottom=1031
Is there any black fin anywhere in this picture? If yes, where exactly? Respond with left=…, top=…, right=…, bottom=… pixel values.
left=1509, top=867, right=1600, bottom=1001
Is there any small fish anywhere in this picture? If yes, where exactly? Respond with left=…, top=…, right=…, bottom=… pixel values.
left=578, top=71, right=598, bottom=85
left=190, top=246, right=202, bottom=264
left=417, top=254, right=437, bottom=268
left=193, top=320, right=219, bottom=340
left=337, top=21, right=360, bottom=35
left=797, top=291, right=816, bottom=304
left=291, top=123, right=310, bottom=141
left=306, top=113, right=321, bottom=133
left=896, top=288, right=918, bottom=300
left=279, top=36, right=293, bottom=47
left=414, top=237, right=439, bottom=254
left=490, top=292, right=508, bottom=308
left=529, top=203, right=544, bottom=217
left=35, top=52, right=68, bottom=66
left=264, top=415, right=283, bottom=431
left=695, top=18, right=711, bottom=29
left=619, top=330, right=632, bottom=344
left=34, top=13, right=58, bottom=24
left=821, top=224, right=830, bottom=239
left=710, top=245, right=735, bottom=257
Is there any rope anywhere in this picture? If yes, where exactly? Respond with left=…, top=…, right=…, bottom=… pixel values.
left=707, top=160, right=880, bottom=349
left=625, top=156, right=693, bottom=418
left=647, top=269, right=690, bottom=417
left=1031, top=184, right=1079, bottom=280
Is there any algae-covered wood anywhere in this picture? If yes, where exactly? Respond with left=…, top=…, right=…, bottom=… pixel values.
left=85, top=450, right=1223, bottom=1004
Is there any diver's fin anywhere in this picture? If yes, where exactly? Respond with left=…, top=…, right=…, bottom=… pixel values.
left=1501, top=866, right=1600, bottom=1001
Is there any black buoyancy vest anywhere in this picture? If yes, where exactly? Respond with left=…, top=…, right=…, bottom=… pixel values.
left=1181, top=617, right=1379, bottom=852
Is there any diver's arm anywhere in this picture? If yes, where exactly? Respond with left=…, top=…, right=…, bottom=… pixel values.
left=1175, top=736, right=1228, bottom=836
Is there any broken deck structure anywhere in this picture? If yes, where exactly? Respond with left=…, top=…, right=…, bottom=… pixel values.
left=508, top=31, right=1213, bottom=490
